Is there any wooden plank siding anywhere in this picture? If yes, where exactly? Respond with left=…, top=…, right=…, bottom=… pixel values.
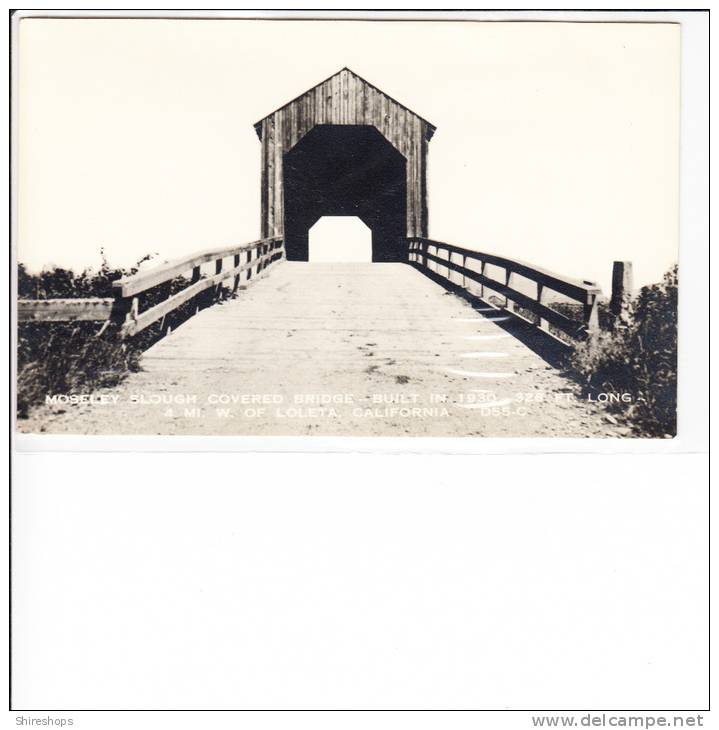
left=255, top=68, right=435, bottom=242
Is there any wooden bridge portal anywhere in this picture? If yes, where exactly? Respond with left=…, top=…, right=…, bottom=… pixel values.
left=254, top=68, right=435, bottom=262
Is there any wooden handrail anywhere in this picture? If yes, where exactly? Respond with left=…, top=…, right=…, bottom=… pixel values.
left=112, top=236, right=283, bottom=297
left=17, top=236, right=285, bottom=336
left=408, top=237, right=603, bottom=341
left=411, top=237, right=601, bottom=300
left=17, top=298, right=115, bottom=323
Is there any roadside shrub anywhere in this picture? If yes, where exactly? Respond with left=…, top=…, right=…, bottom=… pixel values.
left=16, top=251, right=220, bottom=419
left=569, top=265, right=678, bottom=437
left=16, top=321, right=142, bottom=418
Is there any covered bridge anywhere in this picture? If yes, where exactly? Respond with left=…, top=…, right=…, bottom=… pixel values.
left=254, top=67, right=436, bottom=262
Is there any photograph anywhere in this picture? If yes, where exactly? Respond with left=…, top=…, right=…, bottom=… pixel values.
left=14, top=16, right=680, bottom=438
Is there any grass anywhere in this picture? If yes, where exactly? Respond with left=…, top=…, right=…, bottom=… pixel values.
left=568, top=265, right=678, bottom=437
left=16, top=252, right=231, bottom=419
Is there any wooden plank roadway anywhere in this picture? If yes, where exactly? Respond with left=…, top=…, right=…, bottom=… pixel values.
left=19, top=263, right=630, bottom=437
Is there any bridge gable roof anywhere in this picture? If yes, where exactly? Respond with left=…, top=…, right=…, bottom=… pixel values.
left=253, top=67, right=436, bottom=141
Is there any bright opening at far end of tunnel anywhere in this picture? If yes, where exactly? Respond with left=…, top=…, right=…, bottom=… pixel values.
left=308, top=216, right=373, bottom=263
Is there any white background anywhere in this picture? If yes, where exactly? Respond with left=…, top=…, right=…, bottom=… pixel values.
left=6, top=7, right=711, bottom=728
left=10, top=454, right=709, bottom=713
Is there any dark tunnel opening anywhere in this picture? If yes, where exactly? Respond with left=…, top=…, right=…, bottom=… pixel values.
left=283, top=125, right=407, bottom=262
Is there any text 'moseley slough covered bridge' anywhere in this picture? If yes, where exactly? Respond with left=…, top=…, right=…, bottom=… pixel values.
left=254, top=67, right=436, bottom=262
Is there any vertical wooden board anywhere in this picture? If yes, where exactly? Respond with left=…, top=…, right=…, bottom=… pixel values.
left=384, top=97, right=392, bottom=146
left=406, top=166, right=414, bottom=238
left=308, top=91, right=316, bottom=138
left=292, top=97, right=301, bottom=148
left=378, top=88, right=386, bottom=136
left=325, top=76, right=331, bottom=123
left=337, top=73, right=344, bottom=123
left=266, top=116, right=275, bottom=233
left=356, top=77, right=364, bottom=124
left=400, top=107, right=407, bottom=158
left=335, top=70, right=341, bottom=123
left=282, top=106, right=289, bottom=149
left=394, top=100, right=403, bottom=152
left=414, top=120, right=423, bottom=235
left=395, top=102, right=401, bottom=149
left=286, top=105, right=293, bottom=150
left=421, top=134, right=429, bottom=236
left=273, top=113, right=283, bottom=236
left=408, top=138, right=416, bottom=236
left=299, top=97, right=305, bottom=142
left=321, top=77, right=331, bottom=123
left=324, top=77, right=332, bottom=122
left=417, top=134, right=424, bottom=235
left=344, top=68, right=351, bottom=123
left=404, top=112, right=411, bottom=235
left=352, top=81, right=359, bottom=124
left=316, top=82, right=321, bottom=124
left=290, top=104, right=296, bottom=147
left=371, top=87, right=380, bottom=135
left=339, top=68, right=346, bottom=124
left=275, top=149, right=283, bottom=237
left=294, top=98, right=301, bottom=146
left=311, top=83, right=319, bottom=126
left=260, top=124, right=268, bottom=237
left=407, top=109, right=414, bottom=158
left=345, top=73, right=351, bottom=123
left=328, top=77, right=335, bottom=115
left=348, top=72, right=356, bottom=123
left=366, top=85, right=376, bottom=129
left=380, top=93, right=389, bottom=143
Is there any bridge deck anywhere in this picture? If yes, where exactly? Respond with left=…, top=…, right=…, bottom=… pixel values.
left=22, top=263, right=626, bottom=437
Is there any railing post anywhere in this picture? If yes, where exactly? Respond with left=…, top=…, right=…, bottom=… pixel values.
left=116, top=296, right=138, bottom=338
left=190, top=265, right=202, bottom=314
left=537, top=283, right=549, bottom=331
left=214, top=257, right=223, bottom=299
left=610, top=260, right=633, bottom=326
left=232, top=254, right=241, bottom=294
left=244, top=248, right=253, bottom=284
left=584, top=291, right=600, bottom=337
left=504, top=268, right=514, bottom=310
left=479, top=260, right=486, bottom=299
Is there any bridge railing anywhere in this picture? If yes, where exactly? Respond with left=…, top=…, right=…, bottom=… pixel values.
left=18, top=236, right=284, bottom=336
left=408, top=237, right=602, bottom=341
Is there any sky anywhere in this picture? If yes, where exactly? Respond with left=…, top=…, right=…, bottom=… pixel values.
left=16, top=18, right=680, bottom=293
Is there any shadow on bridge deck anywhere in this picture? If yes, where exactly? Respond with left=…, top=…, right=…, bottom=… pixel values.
left=410, top=263, right=572, bottom=371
